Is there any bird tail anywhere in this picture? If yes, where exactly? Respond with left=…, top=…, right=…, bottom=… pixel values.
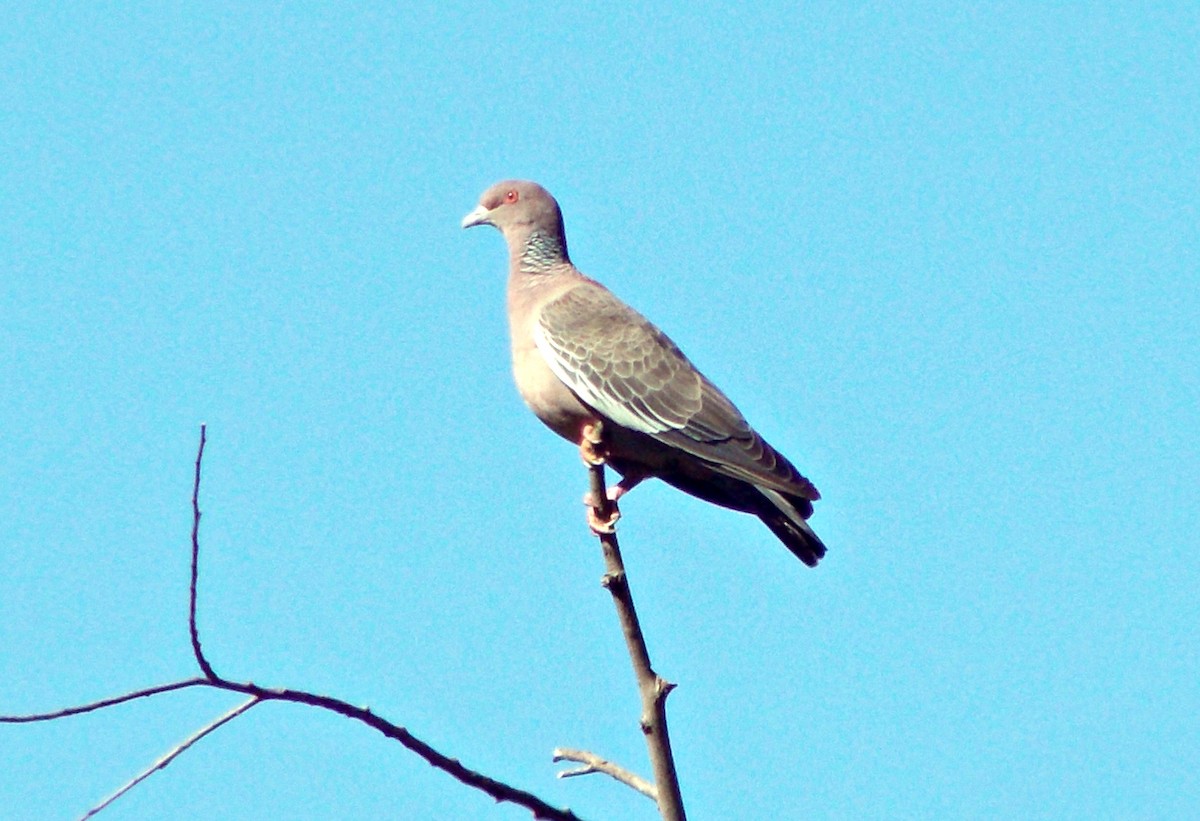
left=757, top=488, right=828, bottom=567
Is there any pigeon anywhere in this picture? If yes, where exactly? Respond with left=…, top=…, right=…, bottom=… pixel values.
left=462, top=180, right=827, bottom=566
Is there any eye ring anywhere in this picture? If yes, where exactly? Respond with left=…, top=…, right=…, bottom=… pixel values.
left=504, top=189, right=519, bottom=203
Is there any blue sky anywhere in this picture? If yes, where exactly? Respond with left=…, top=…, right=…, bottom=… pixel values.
left=2, top=3, right=1197, bottom=819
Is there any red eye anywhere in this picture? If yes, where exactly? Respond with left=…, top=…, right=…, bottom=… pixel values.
left=504, top=189, right=519, bottom=203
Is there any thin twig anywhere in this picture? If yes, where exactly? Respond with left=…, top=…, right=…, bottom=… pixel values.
left=553, top=747, right=656, bottom=800
left=80, top=696, right=261, bottom=820
left=0, top=679, right=208, bottom=723
left=190, top=423, right=216, bottom=680
left=581, top=422, right=687, bottom=821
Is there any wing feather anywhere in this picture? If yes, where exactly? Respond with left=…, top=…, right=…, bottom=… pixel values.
left=534, top=282, right=818, bottom=500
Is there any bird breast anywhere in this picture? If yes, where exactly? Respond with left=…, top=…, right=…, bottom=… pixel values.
left=507, top=276, right=595, bottom=444
left=510, top=343, right=594, bottom=442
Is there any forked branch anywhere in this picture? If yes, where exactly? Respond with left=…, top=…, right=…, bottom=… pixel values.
left=0, top=426, right=583, bottom=821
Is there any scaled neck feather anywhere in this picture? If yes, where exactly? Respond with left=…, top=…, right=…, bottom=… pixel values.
left=516, top=229, right=569, bottom=274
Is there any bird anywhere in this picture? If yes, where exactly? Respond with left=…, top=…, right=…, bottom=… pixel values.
left=462, top=180, right=828, bottom=567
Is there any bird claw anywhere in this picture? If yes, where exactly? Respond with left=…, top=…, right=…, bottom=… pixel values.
left=586, top=500, right=621, bottom=534
left=579, top=423, right=607, bottom=466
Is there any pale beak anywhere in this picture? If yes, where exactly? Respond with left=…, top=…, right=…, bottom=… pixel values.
left=461, top=204, right=492, bottom=229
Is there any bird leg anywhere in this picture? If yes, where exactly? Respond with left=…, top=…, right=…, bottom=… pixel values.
left=580, top=422, right=621, bottom=534
left=609, top=469, right=646, bottom=503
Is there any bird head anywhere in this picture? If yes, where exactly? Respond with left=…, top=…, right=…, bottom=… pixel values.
left=462, top=180, right=567, bottom=248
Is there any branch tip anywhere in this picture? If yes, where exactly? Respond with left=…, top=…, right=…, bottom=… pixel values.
left=552, top=747, right=657, bottom=801
left=189, top=425, right=217, bottom=681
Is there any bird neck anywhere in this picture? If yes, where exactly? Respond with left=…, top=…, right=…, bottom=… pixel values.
left=515, top=228, right=569, bottom=274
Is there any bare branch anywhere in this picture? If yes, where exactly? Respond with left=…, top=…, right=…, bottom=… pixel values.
left=5, top=425, right=584, bottom=821
left=7, top=676, right=585, bottom=821
left=210, top=682, right=586, bottom=820
left=0, top=678, right=208, bottom=723
left=553, top=747, right=656, bottom=800
left=580, top=421, right=687, bottom=821
left=190, top=423, right=217, bottom=681
left=80, top=696, right=261, bottom=820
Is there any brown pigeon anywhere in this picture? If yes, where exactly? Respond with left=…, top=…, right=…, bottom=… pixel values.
left=462, top=180, right=828, bottom=566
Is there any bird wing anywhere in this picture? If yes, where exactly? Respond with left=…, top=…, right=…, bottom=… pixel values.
left=533, top=280, right=818, bottom=500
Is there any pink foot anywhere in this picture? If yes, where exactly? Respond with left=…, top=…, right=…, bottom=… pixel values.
left=579, top=422, right=607, bottom=466
left=583, top=490, right=621, bottom=530
left=586, top=501, right=621, bottom=534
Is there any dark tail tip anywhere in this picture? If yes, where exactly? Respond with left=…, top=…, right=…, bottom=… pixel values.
left=759, top=510, right=828, bottom=567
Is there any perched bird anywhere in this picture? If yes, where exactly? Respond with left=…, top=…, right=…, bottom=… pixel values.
left=462, top=180, right=827, bottom=566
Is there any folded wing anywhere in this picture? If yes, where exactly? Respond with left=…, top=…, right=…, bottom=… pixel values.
left=533, top=281, right=819, bottom=502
